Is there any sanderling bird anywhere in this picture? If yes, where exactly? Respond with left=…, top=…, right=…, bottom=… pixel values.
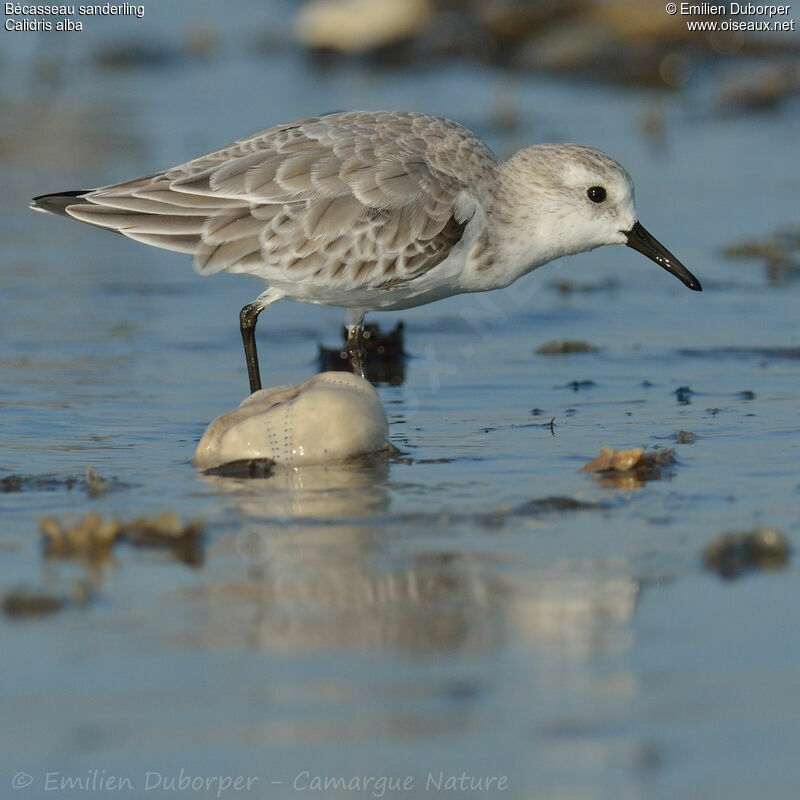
left=32, top=111, right=701, bottom=393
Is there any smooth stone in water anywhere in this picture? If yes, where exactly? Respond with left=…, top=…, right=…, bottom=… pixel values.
left=194, top=372, right=389, bottom=469
left=295, top=0, right=432, bottom=53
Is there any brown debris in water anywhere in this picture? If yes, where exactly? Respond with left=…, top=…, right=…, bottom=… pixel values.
left=536, top=340, right=598, bottom=354
left=202, top=459, right=276, bottom=479
left=721, top=62, right=800, bottom=112
left=2, top=588, right=66, bottom=618
left=478, top=495, right=608, bottom=528
left=2, top=473, right=80, bottom=493
left=123, top=512, right=204, bottom=566
left=2, top=581, right=93, bottom=619
left=550, top=278, right=619, bottom=294
left=724, top=224, right=800, bottom=285
left=11, top=513, right=203, bottom=620
left=582, top=446, right=643, bottom=472
left=85, top=465, right=113, bottom=498
left=40, top=512, right=118, bottom=561
left=1, top=467, right=126, bottom=497
left=581, top=446, right=676, bottom=488
left=40, top=511, right=203, bottom=566
left=704, top=528, right=791, bottom=579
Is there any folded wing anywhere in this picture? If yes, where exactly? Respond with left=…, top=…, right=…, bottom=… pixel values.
left=61, top=112, right=496, bottom=289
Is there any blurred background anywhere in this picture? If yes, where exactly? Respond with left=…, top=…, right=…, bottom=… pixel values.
left=2, top=2, right=800, bottom=799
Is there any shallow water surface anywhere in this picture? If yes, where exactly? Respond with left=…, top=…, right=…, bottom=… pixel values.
left=2, top=6, right=800, bottom=799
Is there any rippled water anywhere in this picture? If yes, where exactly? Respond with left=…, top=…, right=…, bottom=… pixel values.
left=2, top=4, right=800, bottom=798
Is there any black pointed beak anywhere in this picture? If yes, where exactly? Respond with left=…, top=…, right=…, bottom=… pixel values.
left=624, top=221, right=702, bottom=291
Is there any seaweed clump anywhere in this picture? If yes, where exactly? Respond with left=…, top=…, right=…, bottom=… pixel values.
left=581, top=446, right=676, bottom=488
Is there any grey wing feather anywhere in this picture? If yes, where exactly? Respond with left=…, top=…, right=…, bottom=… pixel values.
left=59, top=112, right=497, bottom=286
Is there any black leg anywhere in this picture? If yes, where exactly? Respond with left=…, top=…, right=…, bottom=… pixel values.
left=240, top=302, right=263, bottom=394
left=345, top=323, right=366, bottom=379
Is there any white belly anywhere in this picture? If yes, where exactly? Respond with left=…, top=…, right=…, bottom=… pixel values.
left=255, top=209, right=530, bottom=313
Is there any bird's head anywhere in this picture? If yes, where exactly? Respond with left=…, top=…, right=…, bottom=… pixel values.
left=495, top=144, right=701, bottom=291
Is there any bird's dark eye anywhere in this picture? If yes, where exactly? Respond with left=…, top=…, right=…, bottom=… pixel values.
left=587, top=186, right=607, bottom=203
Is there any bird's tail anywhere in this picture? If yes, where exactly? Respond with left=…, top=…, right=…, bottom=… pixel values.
left=30, top=190, right=90, bottom=216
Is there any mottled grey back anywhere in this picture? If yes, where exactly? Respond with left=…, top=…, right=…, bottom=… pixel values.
left=62, top=112, right=498, bottom=289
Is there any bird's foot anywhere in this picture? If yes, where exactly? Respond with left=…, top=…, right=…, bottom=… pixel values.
left=345, top=345, right=366, bottom=379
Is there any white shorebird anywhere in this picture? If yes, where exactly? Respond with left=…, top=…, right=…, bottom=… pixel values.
left=31, top=111, right=701, bottom=393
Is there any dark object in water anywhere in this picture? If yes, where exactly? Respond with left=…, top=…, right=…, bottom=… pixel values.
left=703, top=528, right=791, bottom=580
left=478, top=495, right=608, bottom=528
left=93, top=41, right=185, bottom=70
left=202, top=459, right=275, bottom=479
left=319, top=321, right=406, bottom=385
left=724, top=224, right=800, bottom=285
left=2, top=582, right=92, bottom=619
left=2, top=588, right=66, bottom=618
left=550, top=278, right=620, bottom=294
left=721, top=64, right=800, bottom=113
left=1, top=467, right=126, bottom=497
left=1, top=473, right=79, bottom=493
left=675, top=430, right=697, bottom=444
left=674, top=385, right=693, bottom=405
left=536, top=340, right=597, bottom=354
left=680, top=346, right=800, bottom=361
left=512, top=496, right=607, bottom=516
left=565, top=379, right=595, bottom=391
left=122, top=513, right=204, bottom=567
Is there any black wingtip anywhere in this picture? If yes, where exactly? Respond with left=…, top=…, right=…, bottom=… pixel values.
left=30, top=190, right=90, bottom=216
